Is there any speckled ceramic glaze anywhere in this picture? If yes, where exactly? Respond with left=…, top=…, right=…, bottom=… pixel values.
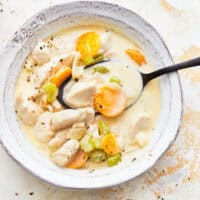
left=0, top=1, right=182, bottom=189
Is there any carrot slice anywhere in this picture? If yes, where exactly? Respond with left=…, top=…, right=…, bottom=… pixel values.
left=67, top=150, right=88, bottom=169
left=76, top=32, right=101, bottom=61
left=94, top=86, right=126, bottom=117
left=126, top=49, right=147, bottom=66
left=50, top=67, right=72, bottom=87
left=101, top=133, right=120, bottom=156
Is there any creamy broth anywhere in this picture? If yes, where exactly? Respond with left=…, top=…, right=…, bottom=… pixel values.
left=15, top=26, right=160, bottom=169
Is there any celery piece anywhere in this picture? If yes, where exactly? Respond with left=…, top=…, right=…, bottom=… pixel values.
left=109, top=76, right=122, bottom=86
left=98, top=121, right=110, bottom=135
left=42, top=82, right=58, bottom=103
left=80, top=134, right=95, bottom=153
left=89, top=150, right=107, bottom=163
left=84, top=57, right=94, bottom=65
left=93, top=137, right=102, bottom=149
left=93, top=66, right=110, bottom=74
left=93, top=54, right=104, bottom=63
left=107, top=153, right=122, bottom=167
left=85, top=54, right=105, bottom=67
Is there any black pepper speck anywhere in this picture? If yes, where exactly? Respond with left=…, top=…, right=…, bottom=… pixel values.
left=131, top=157, right=136, bottom=162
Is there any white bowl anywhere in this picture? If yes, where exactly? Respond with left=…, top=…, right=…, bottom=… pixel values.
left=0, top=1, right=183, bottom=189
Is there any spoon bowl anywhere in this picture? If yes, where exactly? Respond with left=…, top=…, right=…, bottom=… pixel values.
left=58, top=56, right=200, bottom=112
left=57, top=59, right=143, bottom=111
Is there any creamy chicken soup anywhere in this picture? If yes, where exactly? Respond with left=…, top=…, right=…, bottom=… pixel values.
left=15, top=26, right=160, bottom=169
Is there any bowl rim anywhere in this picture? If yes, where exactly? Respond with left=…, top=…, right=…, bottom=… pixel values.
left=0, top=1, right=183, bottom=190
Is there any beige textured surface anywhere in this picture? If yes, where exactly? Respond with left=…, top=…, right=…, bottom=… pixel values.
left=1, top=0, right=200, bottom=199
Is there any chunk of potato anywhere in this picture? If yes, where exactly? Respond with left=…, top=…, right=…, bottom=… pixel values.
left=134, top=132, right=149, bottom=147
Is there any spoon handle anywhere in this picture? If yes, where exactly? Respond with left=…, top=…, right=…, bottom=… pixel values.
left=142, top=56, right=200, bottom=85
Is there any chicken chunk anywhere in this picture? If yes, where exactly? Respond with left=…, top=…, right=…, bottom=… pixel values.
left=132, top=112, right=151, bottom=134
left=87, top=124, right=99, bottom=138
left=71, top=52, right=84, bottom=80
left=52, top=139, right=80, bottom=167
left=34, top=53, right=77, bottom=86
left=59, top=53, right=75, bottom=68
left=15, top=96, right=42, bottom=126
left=34, top=112, right=55, bottom=142
left=23, top=57, right=35, bottom=72
left=51, top=108, right=95, bottom=131
left=63, top=80, right=97, bottom=108
left=134, top=132, right=149, bottom=147
left=34, top=55, right=63, bottom=86
left=67, top=122, right=87, bottom=140
left=48, top=128, right=69, bottom=149
left=31, top=42, right=53, bottom=66
left=49, top=122, right=87, bottom=149
left=72, top=66, right=84, bottom=81
left=99, top=33, right=111, bottom=53
left=52, top=36, right=75, bottom=55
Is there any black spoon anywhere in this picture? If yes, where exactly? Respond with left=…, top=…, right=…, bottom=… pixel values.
left=58, top=56, right=200, bottom=109
left=141, top=56, right=200, bottom=86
